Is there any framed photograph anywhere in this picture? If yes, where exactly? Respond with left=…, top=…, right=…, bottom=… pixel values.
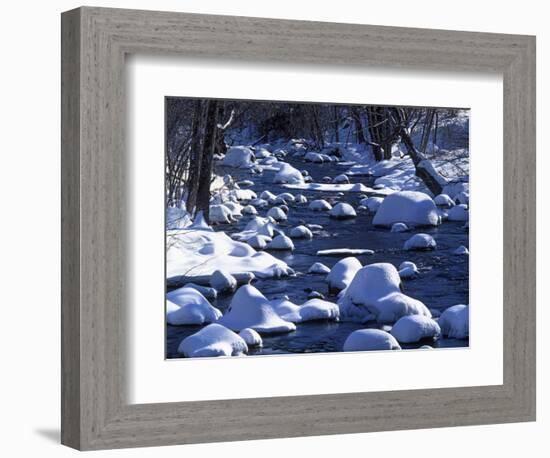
left=61, top=6, right=536, bottom=450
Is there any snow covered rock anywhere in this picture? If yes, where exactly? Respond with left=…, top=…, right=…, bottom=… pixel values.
left=290, top=225, right=313, bottom=239
left=403, top=233, right=437, bottom=251
left=181, top=283, right=218, bottom=300
left=210, top=269, right=237, bottom=293
left=434, top=193, right=455, bottom=207
left=308, top=262, right=331, bottom=274
left=237, top=179, right=254, bottom=187
left=242, top=205, right=258, bottom=215
left=439, top=304, right=469, bottom=339
left=308, top=291, right=324, bottom=299
left=270, top=297, right=339, bottom=323
left=239, top=328, right=263, bottom=347
left=338, top=263, right=431, bottom=324
left=333, top=174, right=350, bottom=184
left=223, top=201, right=243, bottom=217
left=455, top=191, right=470, bottom=205
left=326, top=257, right=362, bottom=292
left=373, top=191, right=440, bottom=227
left=453, top=245, right=469, bottom=255
left=390, top=315, right=441, bottom=343
left=266, top=234, right=295, bottom=251
left=360, top=196, right=384, bottom=213
left=329, top=202, right=357, bottom=219
left=276, top=192, right=295, bottom=203
left=209, top=204, right=235, bottom=224
left=390, top=222, right=409, bottom=233
left=305, top=152, right=325, bottom=163
left=260, top=190, right=277, bottom=202
left=255, top=147, right=271, bottom=159
left=322, top=176, right=332, bottom=183
left=317, top=248, right=374, bottom=257
left=166, top=288, right=222, bottom=326
left=343, top=329, right=401, bottom=352
left=309, top=199, right=332, bottom=211
left=398, top=261, right=418, bottom=279
left=273, top=163, right=305, bottom=184
left=267, top=206, right=287, bottom=222
left=246, top=234, right=272, bottom=250
left=447, top=204, right=469, bottom=222
left=177, top=323, right=248, bottom=357
left=221, top=146, right=255, bottom=168
left=228, top=189, right=257, bottom=201
left=218, top=285, right=296, bottom=334
left=295, top=194, right=308, bottom=204
left=249, top=198, right=269, bottom=208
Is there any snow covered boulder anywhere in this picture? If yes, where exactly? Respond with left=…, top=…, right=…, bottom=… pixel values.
left=338, top=263, right=431, bottom=324
left=255, top=147, right=271, bottom=159
left=260, top=190, right=277, bottom=202
left=266, top=234, right=295, bottom=251
left=390, top=222, right=409, bottom=233
left=210, top=269, right=237, bottom=294
left=209, top=204, right=235, bottom=224
left=434, top=194, right=455, bottom=208
left=372, top=191, right=440, bottom=227
left=276, top=192, right=295, bottom=203
left=239, top=328, right=263, bottom=347
left=305, top=152, right=325, bottom=163
left=181, top=283, right=218, bottom=300
left=453, top=245, right=469, bottom=255
left=439, top=304, right=469, bottom=339
left=177, top=323, right=248, bottom=357
left=273, top=163, right=305, bottom=184
left=295, top=194, right=308, bottom=204
left=333, top=174, right=350, bottom=184
left=166, top=288, right=222, bottom=325
left=390, top=315, right=441, bottom=343
left=329, top=202, right=357, bottom=219
left=267, top=206, right=287, bottom=222
left=360, top=196, right=384, bottom=213
left=398, top=261, right=418, bottom=279
left=456, top=191, right=470, bottom=205
left=249, top=198, right=269, bottom=208
left=270, top=297, right=339, bottom=323
left=308, top=262, right=331, bottom=274
left=447, top=204, right=469, bottom=222
left=343, top=329, right=401, bottom=352
left=403, top=233, right=437, bottom=251
left=218, top=285, right=296, bottom=334
left=221, top=146, right=255, bottom=169
left=290, top=225, right=313, bottom=239
left=242, top=205, right=258, bottom=215
left=326, top=257, right=362, bottom=292
left=246, top=234, right=272, bottom=250
left=309, top=199, right=332, bottom=211
left=223, top=201, right=243, bottom=217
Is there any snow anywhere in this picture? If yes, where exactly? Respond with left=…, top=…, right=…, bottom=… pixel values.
left=326, top=257, right=362, bottom=292
left=333, top=174, right=350, bottom=184
left=308, top=262, right=331, bottom=274
left=439, top=304, right=469, bottom=339
left=177, top=323, right=248, bottom=357
left=295, top=194, right=308, bottom=204
left=260, top=190, right=277, bottom=201
left=434, top=193, right=455, bottom=207
left=304, top=152, right=325, bottom=163
left=317, top=248, right=374, bottom=257
left=403, top=233, right=437, bottom=251
left=223, top=201, right=243, bottom=217
left=338, top=263, right=432, bottom=324
left=221, top=146, right=255, bottom=169
left=447, top=204, right=469, bottom=222
left=266, top=234, right=295, bottom=251
left=227, top=189, right=257, bottom=201
left=390, top=222, right=409, bottom=233
left=209, top=204, right=234, bottom=224
left=270, top=297, right=339, bottom=323
left=166, top=288, right=222, bottom=326
left=237, top=179, right=254, bottom=187
left=239, top=328, right=263, bottom=347
left=267, top=206, right=287, bottom=222
left=246, top=234, right=272, bottom=250
left=453, top=245, right=470, bottom=255
left=398, top=261, right=418, bottom=279
left=456, top=191, right=469, bottom=205
left=231, top=216, right=275, bottom=241
left=255, top=147, right=271, bottom=159
left=273, top=163, right=305, bottom=184
left=181, top=283, right=218, bottom=300
left=282, top=182, right=393, bottom=194
left=189, top=211, right=213, bottom=231
left=390, top=315, right=441, bottom=343
left=249, top=198, right=269, bottom=208
left=242, top=205, right=258, bottom=215
left=166, top=207, right=191, bottom=230
left=309, top=199, right=332, bottom=211
left=308, top=291, right=324, bottom=299
left=210, top=269, right=237, bottom=293
left=442, top=182, right=469, bottom=200
left=360, top=196, right=384, bottom=213
left=218, top=285, right=296, bottom=334
left=289, top=225, right=313, bottom=239
left=276, top=192, right=295, bottom=203
left=329, top=202, right=357, bottom=219
left=373, top=191, right=440, bottom=227
left=343, top=329, right=401, bottom=352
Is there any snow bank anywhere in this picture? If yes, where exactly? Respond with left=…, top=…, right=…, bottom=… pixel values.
left=210, top=269, right=237, bottom=293
left=290, top=225, right=313, bottom=239
left=338, top=263, right=431, bottom=324
left=218, top=285, right=296, bottom=334
left=239, top=328, right=263, bottom=347
left=329, top=202, right=357, bottom=219
left=453, top=245, right=469, bottom=255
left=343, top=329, right=401, bottom=352
left=390, top=315, right=441, bottom=343
left=308, top=262, right=331, bottom=274
left=166, top=288, right=222, bottom=326
left=266, top=234, right=295, bottom=251
left=273, top=163, right=305, bottom=184
left=221, top=146, right=255, bottom=168
left=326, top=257, right=362, bottom=292
left=309, top=199, right=332, bottom=211
left=390, top=222, right=409, bottom=233
left=447, top=204, right=469, bottom=222
left=231, top=216, right=275, bottom=241
left=439, top=304, right=469, bottom=339
left=403, top=233, right=437, bottom=251
left=373, top=191, right=440, bottom=227
left=178, top=323, right=248, bottom=357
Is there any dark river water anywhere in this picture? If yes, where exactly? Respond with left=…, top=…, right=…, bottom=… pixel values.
left=166, top=155, right=469, bottom=358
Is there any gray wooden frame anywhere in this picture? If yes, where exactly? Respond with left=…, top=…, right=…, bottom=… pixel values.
left=61, top=6, right=536, bottom=451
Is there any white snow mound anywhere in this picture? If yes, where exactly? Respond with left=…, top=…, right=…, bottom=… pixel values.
left=326, top=257, right=362, bottom=292
left=390, top=315, right=441, bottom=343
left=329, top=202, right=357, bottom=219
left=239, top=328, right=263, bottom=347
left=439, top=304, right=469, bottom=339
left=447, top=204, right=469, bottom=222
left=210, top=269, right=237, bottom=293
left=373, top=191, right=440, bottom=227
left=221, top=146, right=255, bottom=169
left=166, top=288, right=222, bottom=325
left=404, top=233, right=437, bottom=251
left=343, top=329, right=401, bottom=352
left=177, top=323, right=248, bottom=357
left=266, top=234, right=295, bottom=251
left=308, top=262, right=331, bottom=274
left=309, top=199, right=332, bottom=211
left=273, top=163, right=305, bottom=184
left=290, top=225, right=313, bottom=239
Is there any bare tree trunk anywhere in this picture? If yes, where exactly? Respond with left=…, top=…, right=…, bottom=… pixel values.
left=351, top=107, right=367, bottom=146
left=185, top=100, right=204, bottom=214
left=420, top=109, right=435, bottom=154
left=333, top=106, right=340, bottom=143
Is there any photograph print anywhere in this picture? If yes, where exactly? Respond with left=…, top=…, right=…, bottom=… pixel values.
left=165, top=97, right=470, bottom=358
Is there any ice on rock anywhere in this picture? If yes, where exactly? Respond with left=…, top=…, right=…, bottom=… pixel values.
left=326, top=257, right=362, bottom=292
left=210, top=269, right=237, bottom=293
left=447, top=204, right=469, bottom=222
left=398, top=261, right=418, bottom=279
left=166, top=288, right=222, bottom=326
left=390, top=222, right=409, bottom=233
left=218, top=285, right=296, bottom=334
left=239, top=328, right=263, bottom=347
left=209, top=204, right=235, bottom=224
left=308, top=262, right=331, bottom=274
left=434, top=193, right=455, bottom=207
left=273, top=163, right=305, bottom=184
left=373, top=191, right=440, bottom=227
left=343, top=329, right=401, bottom=352
left=309, top=199, right=332, bottom=211
left=338, top=263, right=432, bottom=324
left=242, top=205, right=258, bottom=215
left=453, top=245, right=469, bottom=255
left=177, top=323, right=248, bottom=357
left=360, top=196, right=384, bottom=213
left=266, top=234, right=295, bottom=251
left=403, top=233, right=437, bottom=251
left=333, top=174, right=350, bottom=184
left=267, top=206, right=287, bottom=222
left=329, top=202, right=357, bottom=219
left=290, top=225, right=313, bottom=239
left=221, top=146, right=255, bottom=168
left=439, top=304, right=469, bottom=339
left=390, top=315, right=441, bottom=343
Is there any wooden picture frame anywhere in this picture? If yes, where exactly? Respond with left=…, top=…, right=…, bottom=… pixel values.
left=61, top=6, right=536, bottom=450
